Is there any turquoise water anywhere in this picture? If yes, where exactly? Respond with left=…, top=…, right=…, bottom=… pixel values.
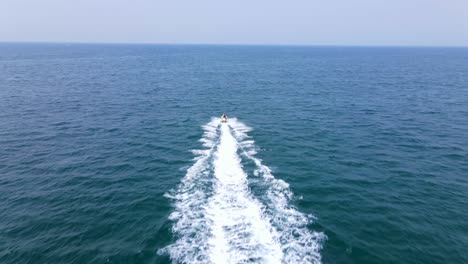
left=0, top=44, right=467, bottom=263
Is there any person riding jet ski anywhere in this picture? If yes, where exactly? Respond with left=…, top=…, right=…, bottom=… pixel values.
left=221, top=113, right=228, bottom=122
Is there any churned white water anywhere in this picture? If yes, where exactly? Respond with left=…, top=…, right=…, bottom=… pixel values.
left=160, top=118, right=324, bottom=264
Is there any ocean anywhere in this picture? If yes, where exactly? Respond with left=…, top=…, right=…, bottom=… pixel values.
left=0, top=43, right=467, bottom=264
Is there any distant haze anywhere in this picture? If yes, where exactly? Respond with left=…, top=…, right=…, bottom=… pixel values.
left=1, top=0, right=468, bottom=46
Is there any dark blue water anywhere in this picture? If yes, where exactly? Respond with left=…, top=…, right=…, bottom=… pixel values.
left=1, top=43, right=467, bottom=263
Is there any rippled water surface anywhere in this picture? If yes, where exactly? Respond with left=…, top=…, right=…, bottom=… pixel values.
left=1, top=44, right=467, bottom=263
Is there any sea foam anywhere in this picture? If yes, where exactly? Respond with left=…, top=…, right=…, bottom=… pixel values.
left=160, top=118, right=324, bottom=263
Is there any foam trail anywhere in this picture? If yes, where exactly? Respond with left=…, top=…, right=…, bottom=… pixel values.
left=230, top=118, right=325, bottom=264
left=205, top=122, right=283, bottom=263
left=161, top=118, right=324, bottom=264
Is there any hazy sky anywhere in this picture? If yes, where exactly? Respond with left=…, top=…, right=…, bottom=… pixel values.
left=1, top=0, right=468, bottom=46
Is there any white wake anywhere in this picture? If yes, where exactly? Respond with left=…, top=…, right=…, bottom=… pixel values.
left=159, top=118, right=324, bottom=264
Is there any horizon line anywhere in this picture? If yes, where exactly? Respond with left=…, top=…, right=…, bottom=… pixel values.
left=1, top=40, right=468, bottom=48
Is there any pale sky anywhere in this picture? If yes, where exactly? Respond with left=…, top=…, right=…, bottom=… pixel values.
left=1, top=0, right=468, bottom=46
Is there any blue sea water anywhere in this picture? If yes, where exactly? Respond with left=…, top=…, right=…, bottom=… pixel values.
left=0, top=43, right=467, bottom=264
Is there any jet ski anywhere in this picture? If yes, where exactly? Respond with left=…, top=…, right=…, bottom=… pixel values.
left=221, top=113, right=228, bottom=123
